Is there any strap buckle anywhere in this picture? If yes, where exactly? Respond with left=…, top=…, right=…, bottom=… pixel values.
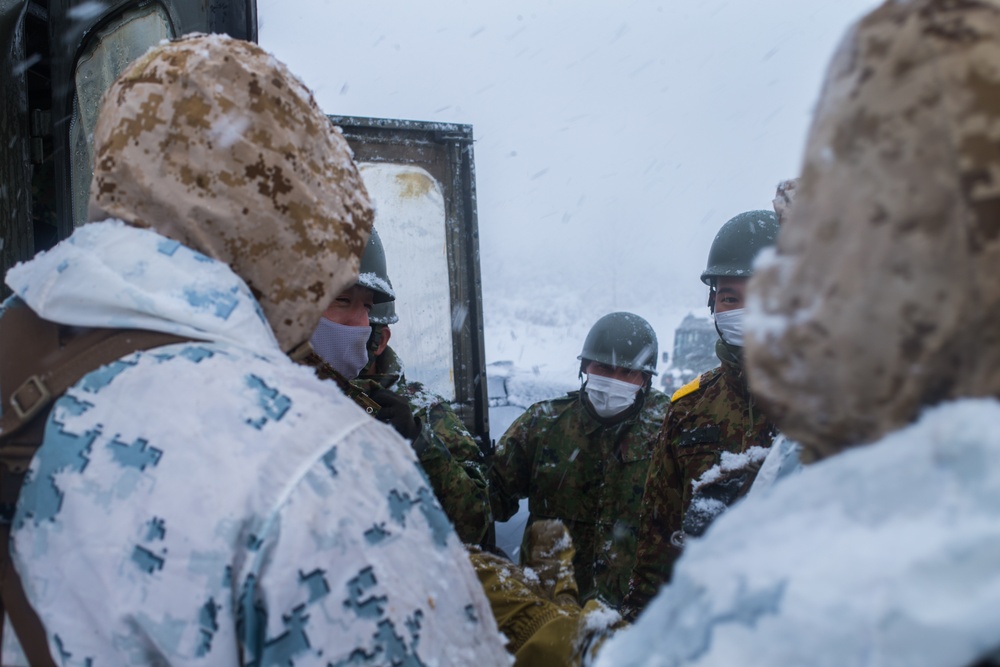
left=10, top=376, right=51, bottom=422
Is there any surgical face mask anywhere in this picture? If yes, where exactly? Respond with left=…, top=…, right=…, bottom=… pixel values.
left=309, top=318, right=371, bottom=379
left=585, top=374, right=641, bottom=419
left=715, top=308, right=744, bottom=347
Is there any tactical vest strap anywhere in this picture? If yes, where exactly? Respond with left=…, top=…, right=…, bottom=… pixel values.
left=0, top=303, right=193, bottom=664
left=0, top=495, right=54, bottom=666
left=0, top=305, right=190, bottom=441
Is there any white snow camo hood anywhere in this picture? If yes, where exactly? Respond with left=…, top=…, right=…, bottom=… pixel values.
left=746, top=0, right=1000, bottom=461
left=88, top=33, right=373, bottom=352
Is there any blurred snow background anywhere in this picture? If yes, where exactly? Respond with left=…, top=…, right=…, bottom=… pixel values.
left=257, top=0, right=888, bottom=562
left=258, top=0, right=880, bottom=392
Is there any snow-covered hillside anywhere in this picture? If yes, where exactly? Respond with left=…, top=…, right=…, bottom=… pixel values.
left=482, top=278, right=707, bottom=393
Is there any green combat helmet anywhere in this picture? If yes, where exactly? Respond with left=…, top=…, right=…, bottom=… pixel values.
left=577, top=312, right=659, bottom=375
left=369, top=300, right=398, bottom=325
left=701, top=210, right=779, bottom=286
left=358, top=228, right=395, bottom=304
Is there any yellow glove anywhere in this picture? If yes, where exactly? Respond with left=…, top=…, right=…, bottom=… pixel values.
left=523, top=519, right=578, bottom=606
left=470, top=530, right=627, bottom=667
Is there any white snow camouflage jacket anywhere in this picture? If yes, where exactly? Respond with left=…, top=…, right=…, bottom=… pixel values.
left=594, top=399, right=1000, bottom=667
left=1, top=221, right=510, bottom=666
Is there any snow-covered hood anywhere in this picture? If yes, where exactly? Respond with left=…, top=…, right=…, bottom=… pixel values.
left=5, top=220, right=279, bottom=355
left=88, top=33, right=373, bottom=352
left=745, top=0, right=1000, bottom=460
left=596, top=398, right=1000, bottom=667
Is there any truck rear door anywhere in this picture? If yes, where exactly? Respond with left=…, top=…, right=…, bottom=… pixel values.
left=330, top=116, right=490, bottom=446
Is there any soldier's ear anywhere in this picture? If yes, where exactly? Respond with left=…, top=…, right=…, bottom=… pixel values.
left=376, top=326, right=391, bottom=356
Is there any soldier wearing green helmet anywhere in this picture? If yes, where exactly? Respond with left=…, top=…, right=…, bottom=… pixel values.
left=302, top=229, right=492, bottom=544
left=305, top=229, right=396, bottom=382
left=490, top=312, right=670, bottom=608
left=622, top=209, right=781, bottom=620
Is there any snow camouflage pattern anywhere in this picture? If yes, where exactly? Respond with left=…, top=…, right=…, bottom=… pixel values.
left=2, top=222, right=509, bottom=666
left=625, top=352, right=777, bottom=618
left=745, top=0, right=1000, bottom=460
left=88, top=33, right=372, bottom=353
left=596, top=399, right=1000, bottom=667
left=312, top=345, right=493, bottom=545
left=490, top=389, right=670, bottom=608
left=356, top=347, right=491, bottom=545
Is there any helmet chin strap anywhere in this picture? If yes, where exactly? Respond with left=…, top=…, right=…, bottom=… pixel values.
left=713, top=327, right=743, bottom=367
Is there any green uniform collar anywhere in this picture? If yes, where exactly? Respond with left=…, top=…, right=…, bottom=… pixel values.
left=715, top=337, right=743, bottom=369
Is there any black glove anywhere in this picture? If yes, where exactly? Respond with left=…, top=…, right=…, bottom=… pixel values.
left=371, top=388, right=421, bottom=441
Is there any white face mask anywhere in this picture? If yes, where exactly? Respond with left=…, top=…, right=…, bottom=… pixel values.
left=715, top=308, right=744, bottom=347
left=309, top=318, right=371, bottom=379
left=584, top=374, right=641, bottom=419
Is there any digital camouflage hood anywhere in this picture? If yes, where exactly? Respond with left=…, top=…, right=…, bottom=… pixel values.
left=746, top=0, right=1000, bottom=461
left=89, top=33, right=373, bottom=352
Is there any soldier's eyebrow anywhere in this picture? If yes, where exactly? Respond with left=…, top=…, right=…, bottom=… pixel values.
left=717, top=287, right=740, bottom=295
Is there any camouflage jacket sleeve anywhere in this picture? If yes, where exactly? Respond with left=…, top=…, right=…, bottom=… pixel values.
left=489, top=405, right=544, bottom=522
left=622, top=407, right=684, bottom=619
left=409, top=391, right=492, bottom=545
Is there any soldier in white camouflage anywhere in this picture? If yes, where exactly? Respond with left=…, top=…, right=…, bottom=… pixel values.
left=490, top=312, right=669, bottom=609
left=598, top=2, right=1000, bottom=662
left=1, top=34, right=509, bottom=666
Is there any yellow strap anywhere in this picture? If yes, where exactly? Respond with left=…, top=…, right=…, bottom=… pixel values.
left=671, top=376, right=701, bottom=402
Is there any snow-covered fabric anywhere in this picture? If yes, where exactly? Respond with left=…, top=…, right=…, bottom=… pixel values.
left=595, top=399, right=1000, bottom=667
left=745, top=0, right=1000, bottom=459
left=2, top=223, right=510, bottom=665
left=5, top=221, right=277, bottom=355
left=744, top=434, right=802, bottom=497
left=88, top=33, right=372, bottom=352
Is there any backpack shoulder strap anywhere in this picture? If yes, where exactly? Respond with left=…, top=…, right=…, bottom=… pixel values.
left=0, top=304, right=192, bottom=440
left=0, top=303, right=193, bottom=665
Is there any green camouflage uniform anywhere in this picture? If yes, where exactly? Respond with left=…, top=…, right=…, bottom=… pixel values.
left=490, top=388, right=670, bottom=608
left=624, top=343, right=777, bottom=618
left=354, top=346, right=493, bottom=545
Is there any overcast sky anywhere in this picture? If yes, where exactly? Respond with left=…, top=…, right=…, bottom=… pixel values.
left=258, top=0, right=881, bottom=378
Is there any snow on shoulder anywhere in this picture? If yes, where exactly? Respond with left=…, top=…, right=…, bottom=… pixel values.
left=596, top=398, right=1000, bottom=667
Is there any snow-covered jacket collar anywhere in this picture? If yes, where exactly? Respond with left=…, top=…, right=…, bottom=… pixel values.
left=87, top=33, right=373, bottom=352
left=5, top=220, right=280, bottom=357
left=746, top=0, right=1000, bottom=460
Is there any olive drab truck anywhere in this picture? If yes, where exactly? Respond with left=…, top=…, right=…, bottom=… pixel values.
left=0, top=0, right=492, bottom=445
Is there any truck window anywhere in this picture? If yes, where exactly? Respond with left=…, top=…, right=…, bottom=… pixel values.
left=359, top=162, right=456, bottom=401
left=70, top=5, right=174, bottom=227
left=328, top=116, right=488, bottom=442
